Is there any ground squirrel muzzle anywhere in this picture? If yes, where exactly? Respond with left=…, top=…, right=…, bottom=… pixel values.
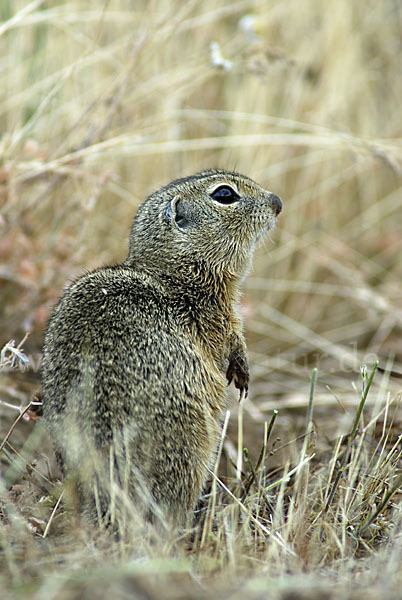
left=41, top=169, right=282, bottom=528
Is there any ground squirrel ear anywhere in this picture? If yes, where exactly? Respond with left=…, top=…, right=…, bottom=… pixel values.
left=167, top=196, right=191, bottom=232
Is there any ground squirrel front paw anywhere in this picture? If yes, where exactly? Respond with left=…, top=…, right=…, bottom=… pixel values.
left=226, top=351, right=249, bottom=398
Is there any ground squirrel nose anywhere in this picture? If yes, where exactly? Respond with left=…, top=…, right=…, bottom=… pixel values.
left=270, top=193, right=283, bottom=216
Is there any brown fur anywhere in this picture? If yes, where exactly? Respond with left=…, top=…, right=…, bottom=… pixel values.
left=41, top=169, right=282, bottom=527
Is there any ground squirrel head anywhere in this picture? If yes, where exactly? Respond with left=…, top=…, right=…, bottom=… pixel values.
left=126, top=169, right=282, bottom=281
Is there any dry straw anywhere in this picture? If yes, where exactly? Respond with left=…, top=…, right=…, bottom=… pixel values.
left=0, top=0, right=401, bottom=598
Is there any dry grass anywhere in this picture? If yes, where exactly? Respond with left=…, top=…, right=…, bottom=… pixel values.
left=0, top=0, right=401, bottom=598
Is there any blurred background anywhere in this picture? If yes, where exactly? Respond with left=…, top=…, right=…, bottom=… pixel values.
left=1, top=0, right=401, bottom=454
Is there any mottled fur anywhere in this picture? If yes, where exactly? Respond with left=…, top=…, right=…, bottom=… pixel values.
left=41, top=169, right=282, bottom=527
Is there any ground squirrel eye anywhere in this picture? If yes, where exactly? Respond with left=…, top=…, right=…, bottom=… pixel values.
left=210, top=185, right=240, bottom=205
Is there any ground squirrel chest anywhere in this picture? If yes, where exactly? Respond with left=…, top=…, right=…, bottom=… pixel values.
left=41, top=168, right=282, bottom=528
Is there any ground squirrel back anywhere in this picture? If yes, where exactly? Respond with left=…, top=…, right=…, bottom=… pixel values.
left=41, top=169, right=282, bottom=527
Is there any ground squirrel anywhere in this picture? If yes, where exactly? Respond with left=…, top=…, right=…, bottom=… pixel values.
left=41, top=169, right=282, bottom=527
